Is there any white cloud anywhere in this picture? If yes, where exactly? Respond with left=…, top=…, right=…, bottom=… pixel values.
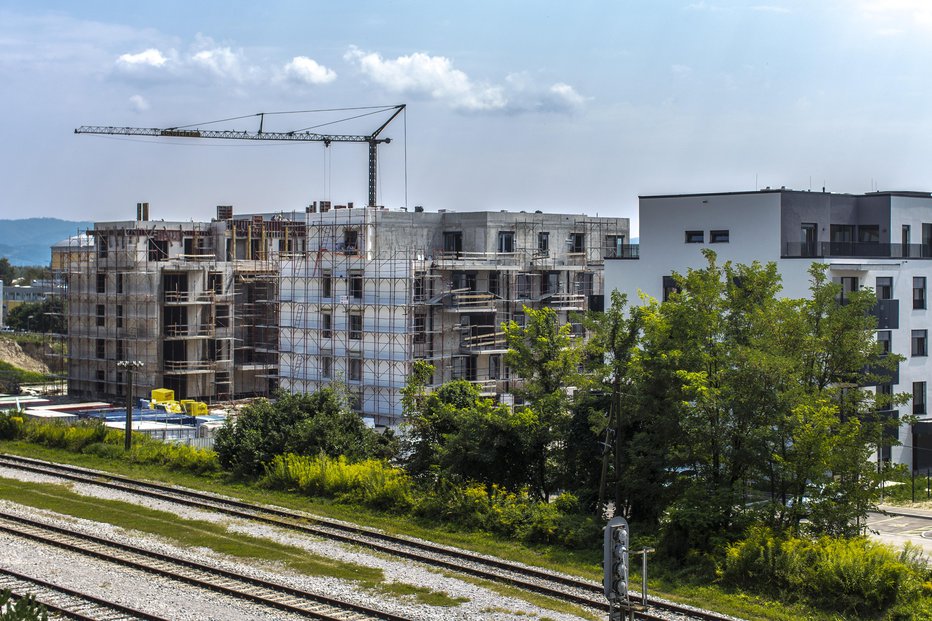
left=128, top=94, right=149, bottom=112
left=344, top=46, right=584, bottom=114
left=191, top=46, right=244, bottom=79
left=859, top=0, right=932, bottom=31
left=283, top=56, right=336, bottom=84
left=116, top=48, right=167, bottom=68
left=345, top=46, right=505, bottom=111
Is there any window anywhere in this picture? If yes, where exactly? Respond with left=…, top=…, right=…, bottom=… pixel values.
left=349, top=271, right=363, bottom=300
left=413, top=313, right=427, bottom=343
left=858, top=225, right=880, bottom=243
left=116, top=340, right=124, bottom=360
left=97, top=236, right=109, bottom=258
left=488, top=271, right=500, bottom=296
left=443, top=231, right=463, bottom=254
left=542, top=271, right=559, bottom=295
left=349, top=313, right=362, bottom=340
left=877, top=330, right=891, bottom=355
left=96, top=273, right=106, bottom=293
left=348, top=357, right=362, bottom=382
left=321, top=271, right=332, bottom=298
left=685, top=230, right=704, bottom=243
left=116, top=305, right=123, bottom=329
left=148, top=239, right=168, bottom=261
left=876, top=277, right=893, bottom=300
left=830, top=224, right=855, bottom=242
left=321, top=353, right=333, bottom=379
left=96, top=304, right=105, bottom=327
left=574, top=272, right=594, bottom=295
left=321, top=312, right=332, bottom=338
left=489, top=354, right=502, bottom=380
left=834, top=276, right=858, bottom=303
left=116, top=273, right=124, bottom=294
left=413, top=272, right=427, bottom=301
left=96, top=369, right=105, bottom=394
left=800, top=223, right=818, bottom=256
left=605, top=234, right=626, bottom=257
left=662, top=276, right=679, bottom=302
left=709, top=230, right=730, bottom=243
left=343, top=229, right=359, bottom=255
left=569, top=232, right=585, bottom=253
left=96, top=339, right=105, bottom=359
left=912, top=329, right=928, bottom=356
left=914, top=277, right=926, bottom=309
left=903, top=225, right=911, bottom=255
left=915, top=382, right=927, bottom=415
left=498, top=231, right=515, bottom=253
left=537, top=232, right=550, bottom=253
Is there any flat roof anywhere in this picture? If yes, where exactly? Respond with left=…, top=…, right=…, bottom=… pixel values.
left=640, top=188, right=932, bottom=200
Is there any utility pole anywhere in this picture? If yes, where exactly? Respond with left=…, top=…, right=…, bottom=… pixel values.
left=117, top=360, right=142, bottom=451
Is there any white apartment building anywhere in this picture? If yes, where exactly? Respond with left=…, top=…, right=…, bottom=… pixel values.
left=606, top=188, right=932, bottom=472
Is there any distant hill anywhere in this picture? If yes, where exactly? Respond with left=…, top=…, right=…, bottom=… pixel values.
left=0, top=218, right=93, bottom=266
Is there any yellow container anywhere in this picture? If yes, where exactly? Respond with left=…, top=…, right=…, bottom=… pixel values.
left=180, top=399, right=194, bottom=412
left=189, top=402, right=208, bottom=416
left=151, top=388, right=175, bottom=403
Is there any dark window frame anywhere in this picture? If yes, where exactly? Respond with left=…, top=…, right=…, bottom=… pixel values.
left=913, top=329, right=928, bottom=357
left=709, top=230, right=730, bottom=244
left=914, top=276, right=926, bottom=310
left=685, top=230, right=704, bottom=244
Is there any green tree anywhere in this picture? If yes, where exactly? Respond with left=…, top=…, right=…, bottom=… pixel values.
left=503, top=305, right=584, bottom=499
left=5, top=297, right=65, bottom=334
left=0, top=257, right=14, bottom=284
left=401, top=361, right=539, bottom=490
left=0, top=589, right=47, bottom=621
left=214, top=388, right=395, bottom=476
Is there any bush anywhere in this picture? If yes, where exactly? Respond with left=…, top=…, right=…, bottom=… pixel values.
left=263, top=453, right=413, bottom=512
left=0, top=413, right=25, bottom=440
left=721, top=526, right=932, bottom=616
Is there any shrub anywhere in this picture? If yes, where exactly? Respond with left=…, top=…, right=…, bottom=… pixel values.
left=721, top=526, right=932, bottom=616
left=0, top=413, right=25, bottom=440
left=263, top=453, right=413, bottom=512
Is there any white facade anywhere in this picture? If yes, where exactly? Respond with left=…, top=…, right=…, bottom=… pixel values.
left=606, top=189, right=932, bottom=472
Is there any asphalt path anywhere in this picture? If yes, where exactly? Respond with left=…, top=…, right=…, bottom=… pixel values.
left=867, top=505, right=932, bottom=557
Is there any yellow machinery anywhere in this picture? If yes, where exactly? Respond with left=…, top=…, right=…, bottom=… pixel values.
left=149, top=389, right=207, bottom=415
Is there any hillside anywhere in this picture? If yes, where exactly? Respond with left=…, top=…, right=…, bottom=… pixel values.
left=0, top=218, right=92, bottom=265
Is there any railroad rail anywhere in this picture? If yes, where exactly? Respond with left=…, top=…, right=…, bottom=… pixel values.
left=0, top=453, right=739, bottom=621
left=0, top=508, right=411, bottom=621
left=0, top=566, right=171, bottom=621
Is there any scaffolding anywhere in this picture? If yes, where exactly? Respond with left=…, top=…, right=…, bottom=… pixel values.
left=59, top=202, right=628, bottom=424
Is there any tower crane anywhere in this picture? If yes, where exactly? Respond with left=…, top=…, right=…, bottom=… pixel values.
left=75, top=104, right=405, bottom=208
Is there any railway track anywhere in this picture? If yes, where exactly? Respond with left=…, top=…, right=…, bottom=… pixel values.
left=0, top=566, right=171, bottom=621
left=0, top=508, right=411, bottom=621
left=0, top=453, right=739, bottom=621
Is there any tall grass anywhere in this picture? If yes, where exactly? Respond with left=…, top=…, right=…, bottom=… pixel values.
left=721, top=525, right=932, bottom=617
left=0, top=412, right=219, bottom=475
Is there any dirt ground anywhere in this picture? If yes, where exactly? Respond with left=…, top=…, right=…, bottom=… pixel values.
left=0, top=337, right=50, bottom=374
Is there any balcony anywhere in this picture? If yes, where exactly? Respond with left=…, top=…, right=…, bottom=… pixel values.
left=164, top=324, right=215, bottom=339
left=440, top=291, right=498, bottom=312
left=460, top=330, right=507, bottom=353
left=603, top=244, right=640, bottom=259
left=163, top=291, right=215, bottom=304
left=871, top=299, right=899, bottom=330
left=783, top=242, right=932, bottom=259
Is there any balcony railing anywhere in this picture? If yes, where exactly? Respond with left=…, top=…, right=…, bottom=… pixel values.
left=603, top=244, right=640, bottom=259
left=783, top=242, right=932, bottom=259
left=872, top=299, right=899, bottom=330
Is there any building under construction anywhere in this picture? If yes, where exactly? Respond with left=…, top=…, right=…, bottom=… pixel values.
left=62, top=202, right=629, bottom=426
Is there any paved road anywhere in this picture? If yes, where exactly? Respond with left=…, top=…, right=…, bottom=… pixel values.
left=867, top=506, right=932, bottom=557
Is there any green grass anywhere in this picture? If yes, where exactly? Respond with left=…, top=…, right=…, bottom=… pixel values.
left=0, top=474, right=462, bottom=608
left=0, top=441, right=883, bottom=620
left=444, top=571, right=602, bottom=621
left=0, top=361, right=53, bottom=385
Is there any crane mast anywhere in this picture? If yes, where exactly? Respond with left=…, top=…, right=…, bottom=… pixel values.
left=75, top=104, right=405, bottom=208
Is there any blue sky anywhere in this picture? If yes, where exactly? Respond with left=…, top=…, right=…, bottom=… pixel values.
left=1, top=1, right=931, bottom=234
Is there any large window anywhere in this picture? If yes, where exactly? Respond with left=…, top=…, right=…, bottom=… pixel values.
left=348, top=357, right=362, bottom=382
left=915, top=381, right=927, bottom=415
left=569, top=232, right=585, bottom=253
left=538, top=232, right=550, bottom=253
left=349, top=313, right=363, bottom=340
left=914, top=277, right=926, bottom=309
left=876, top=277, right=893, bottom=300
left=662, top=276, right=679, bottom=302
left=343, top=229, right=359, bottom=255
left=321, top=311, right=332, bottom=339
left=96, top=304, right=105, bottom=327
left=913, top=329, right=928, bottom=357
left=605, top=234, right=625, bottom=257
left=877, top=330, right=891, bottom=355
left=96, top=273, right=106, bottom=293
left=834, top=276, right=858, bottom=303
left=498, top=231, right=515, bottom=253
left=321, top=352, right=332, bottom=379
left=349, top=271, right=363, bottom=300
left=709, top=230, right=730, bottom=244
left=321, top=271, right=332, bottom=298
left=443, top=231, right=463, bottom=254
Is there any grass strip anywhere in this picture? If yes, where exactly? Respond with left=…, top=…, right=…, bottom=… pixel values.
left=443, top=571, right=602, bottom=621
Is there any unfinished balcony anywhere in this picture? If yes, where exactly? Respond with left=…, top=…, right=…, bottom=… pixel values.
left=438, top=291, right=498, bottom=313
left=163, top=324, right=216, bottom=340
left=460, top=329, right=507, bottom=354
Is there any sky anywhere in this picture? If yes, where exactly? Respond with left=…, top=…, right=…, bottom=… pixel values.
left=1, top=1, right=931, bottom=234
